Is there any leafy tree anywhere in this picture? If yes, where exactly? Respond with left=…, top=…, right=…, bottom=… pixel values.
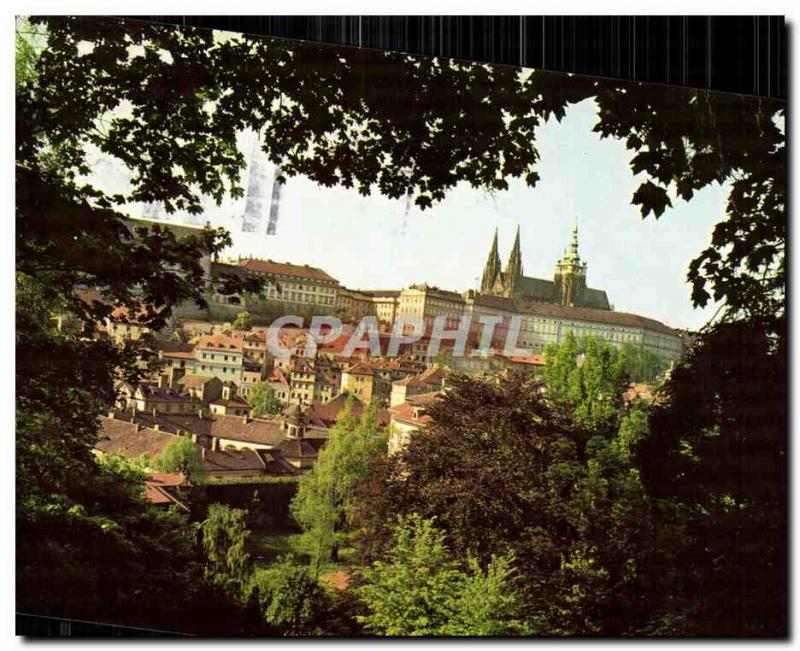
left=154, top=436, right=205, bottom=482
left=233, top=309, right=253, bottom=331
left=292, top=401, right=386, bottom=574
left=444, top=554, right=530, bottom=636
left=15, top=17, right=44, bottom=90
left=357, top=515, right=463, bottom=636
left=199, top=504, right=251, bottom=592
left=615, top=402, right=650, bottom=463
left=243, top=556, right=330, bottom=636
left=543, top=330, right=580, bottom=405
left=620, top=343, right=670, bottom=384
left=358, top=515, right=526, bottom=636
left=247, top=382, right=283, bottom=417
left=544, top=334, right=629, bottom=434
left=635, top=322, right=787, bottom=635
left=355, top=372, right=654, bottom=635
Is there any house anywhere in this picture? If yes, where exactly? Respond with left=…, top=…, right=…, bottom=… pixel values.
left=201, top=448, right=296, bottom=479
left=340, top=362, right=377, bottom=404
left=388, top=391, right=443, bottom=455
left=266, top=368, right=291, bottom=405
left=209, top=398, right=252, bottom=418
left=175, top=374, right=223, bottom=404
left=390, top=366, right=449, bottom=407
left=96, top=414, right=303, bottom=479
left=121, top=381, right=201, bottom=415
left=278, top=438, right=323, bottom=470
left=95, top=415, right=178, bottom=460
left=195, top=333, right=244, bottom=382
left=158, top=341, right=197, bottom=374
left=104, top=305, right=156, bottom=344
left=310, top=393, right=391, bottom=429
left=239, top=368, right=264, bottom=399
left=288, top=357, right=317, bottom=405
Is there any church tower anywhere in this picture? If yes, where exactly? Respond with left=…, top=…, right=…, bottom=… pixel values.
left=502, top=226, right=523, bottom=297
left=480, top=228, right=502, bottom=293
left=553, top=221, right=588, bottom=306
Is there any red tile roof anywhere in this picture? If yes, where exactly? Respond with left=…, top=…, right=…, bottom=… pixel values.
left=389, top=391, right=443, bottom=427
left=163, top=349, right=195, bottom=360
left=95, top=416, right=179, bottom=459
left=197, top=333, right=244, bottom=353
left=343, top=362, right=375, bottom=376
left=203, top=449, right=268, bottom=476
left=239, top=259, right=338, bottom=284
left=138, top=384, right=200, bottom=404
left=311, top=394, right=390, bottom=428
left=279, top=438, right=320, bottom=460
left=177, top=374, right=219, bottom=390
left=206, top=415, right=289, bottom=447
left=268, top=368, right=289, bottom=386
left=393, top=366, right=449, bottom=388
left=143, top=472, right=188, bottom=508
left=211, top=398, right=252, bottom=409
left=502, top=354, right=546, bottom=366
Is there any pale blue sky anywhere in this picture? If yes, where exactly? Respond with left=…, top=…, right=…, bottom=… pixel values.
left=97, top=96, right=725, bottom=332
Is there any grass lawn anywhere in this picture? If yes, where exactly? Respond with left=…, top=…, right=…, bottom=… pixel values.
left=251, top=533, right=363, bottom=591
left=251, top=531, right=306, bottom=565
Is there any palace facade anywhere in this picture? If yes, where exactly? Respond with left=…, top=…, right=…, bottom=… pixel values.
left=171, top=218, right=684, bottom=362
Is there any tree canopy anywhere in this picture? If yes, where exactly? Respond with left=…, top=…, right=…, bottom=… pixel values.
left=357, top=514, right=527, bottom=636
left=292, top=401, right=386, bottom=573
left=247, top=382, right=283, bottom=417
left=154, top=437, right=205, bottom=482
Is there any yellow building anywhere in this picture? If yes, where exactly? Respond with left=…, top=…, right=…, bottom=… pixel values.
left=388, top=391, right=442, bottom=455
left=335, top=288, right=377, bottom=322
left=396, top=284, right=465, bottom=333
left=339, top=362, right=377, bottom=404
left=195, top=333, right=245, bottom=382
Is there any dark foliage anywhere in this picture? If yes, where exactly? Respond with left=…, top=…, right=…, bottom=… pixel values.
left=636, top=320, right=786, bottom=635
left=354, top=373, right=659, bottom=634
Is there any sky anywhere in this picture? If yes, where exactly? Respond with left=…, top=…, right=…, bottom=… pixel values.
left=93, top=96, right=727, bottom=333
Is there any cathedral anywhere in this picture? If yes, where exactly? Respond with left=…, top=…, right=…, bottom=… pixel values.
left=480, top=224, right=611, bottom=310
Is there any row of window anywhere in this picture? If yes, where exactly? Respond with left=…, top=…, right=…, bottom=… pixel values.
left=201, top=352, right=240, bottom=362
left=199, top=365, right=238, bottom=374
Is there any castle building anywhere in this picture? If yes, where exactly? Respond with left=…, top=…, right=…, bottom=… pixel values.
left=481, top=224, right=611, bottom=310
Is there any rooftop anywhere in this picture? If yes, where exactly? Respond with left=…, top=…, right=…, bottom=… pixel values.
left=238, top=258, right=339, bottom=284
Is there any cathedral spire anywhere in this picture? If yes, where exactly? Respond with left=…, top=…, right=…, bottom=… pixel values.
left=554, top=218, right=587, bottom=306
left=565, top=219, right=580, bottom=263
left=504, top=225, right=523, bottom=295
left=480, top=228, right=501, bottom=293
